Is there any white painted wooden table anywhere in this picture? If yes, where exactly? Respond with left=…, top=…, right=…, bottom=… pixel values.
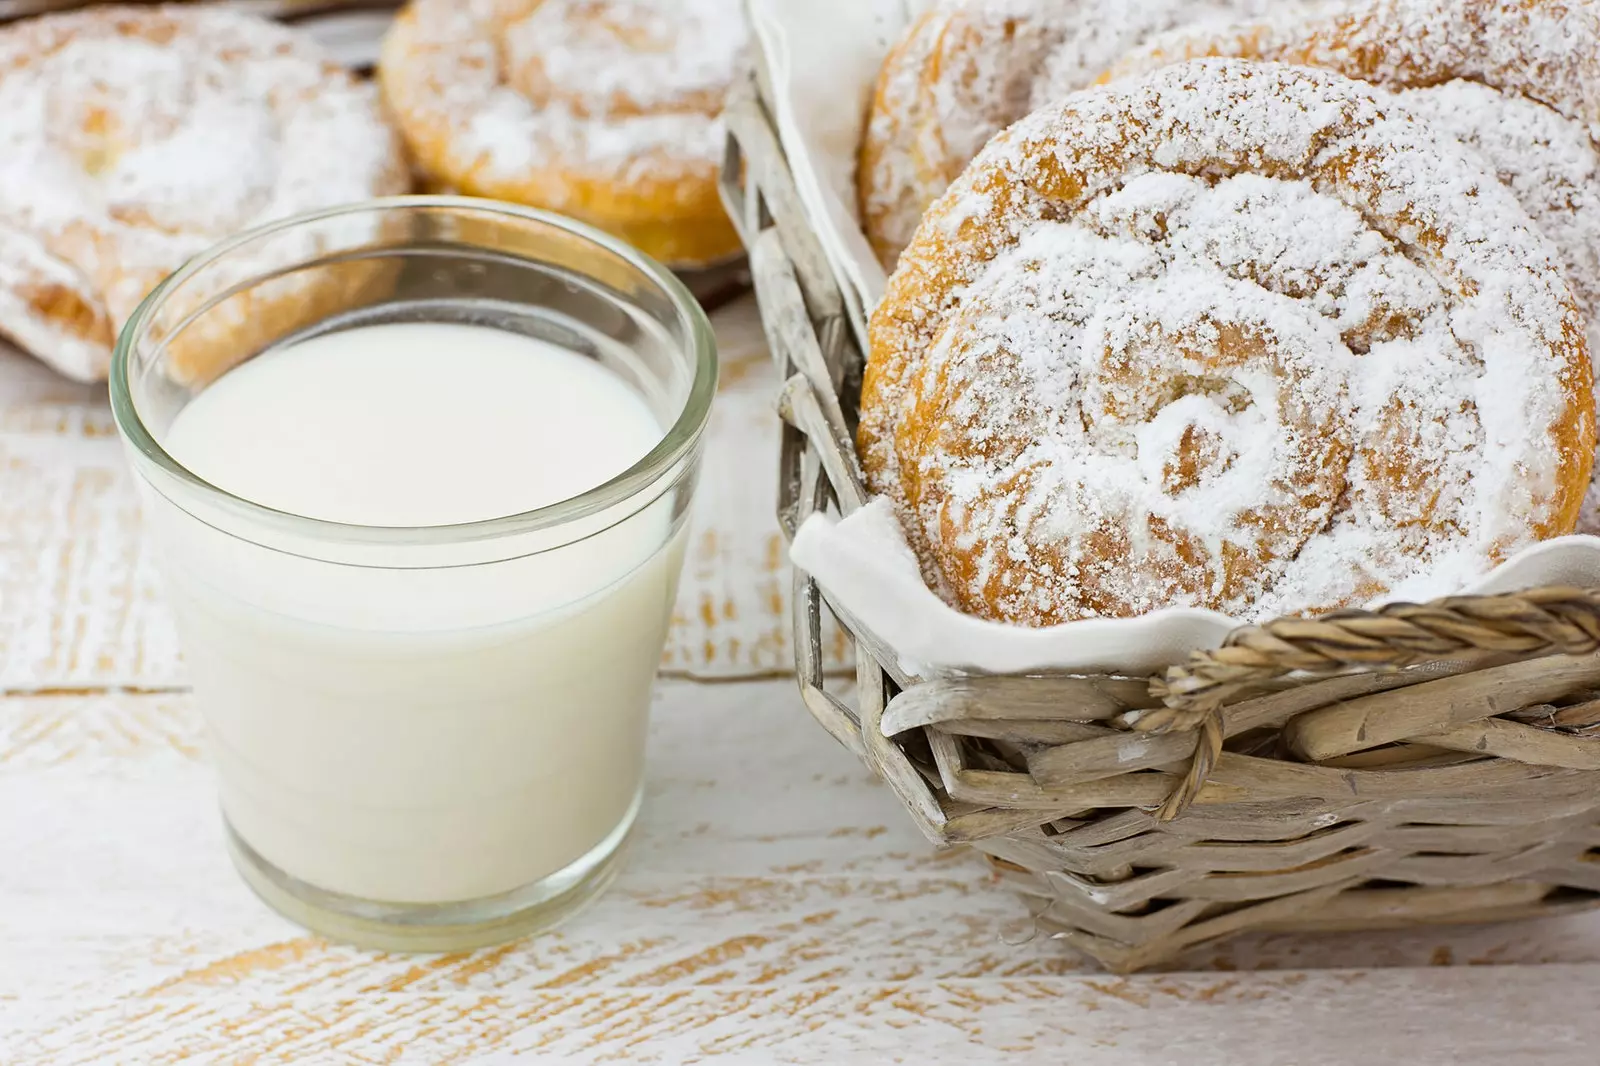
left=3, top=300, right=1600, bottom=1064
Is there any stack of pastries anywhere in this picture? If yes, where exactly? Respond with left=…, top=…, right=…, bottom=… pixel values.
left=0, top=0, right=749, bottom=383
left=858, top=0, right=1600, bottom=625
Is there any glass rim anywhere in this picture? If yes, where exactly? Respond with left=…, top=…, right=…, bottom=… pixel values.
left=109, top=195, right=720, bottom=546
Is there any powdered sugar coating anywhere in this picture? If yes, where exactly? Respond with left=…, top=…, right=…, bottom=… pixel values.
left=1109, top=0, right=1600, bottom=315
left=378, top=0, right=746, bottom=265
left=1400, top=81, right=1600, bottom=314
left=856, top=0, right=1326, bottom=269
left=1105, top=0, right=1600, bottom=535
left=0, top=5, right=408, bottom=383
left=863, top=59, right=1595, bottom=625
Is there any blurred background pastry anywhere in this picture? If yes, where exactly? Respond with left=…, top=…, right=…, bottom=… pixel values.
left=379, top=0, right=747, bottom=269
left=0, top=3, right=410, bottom=382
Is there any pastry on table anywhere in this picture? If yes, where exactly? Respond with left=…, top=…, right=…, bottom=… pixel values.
left=1104, top=0, right=1600, bottom=534
left=861, top=59, right=1595, bottom=625
left=379, top=0, right=747, bottom=269
left=856, top=0, right=1327, bottom=270
left=0, top=4, right=410, bottom=384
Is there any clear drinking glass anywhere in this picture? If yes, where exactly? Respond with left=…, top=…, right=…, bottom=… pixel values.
left=109, top=198, right=717, bottom=951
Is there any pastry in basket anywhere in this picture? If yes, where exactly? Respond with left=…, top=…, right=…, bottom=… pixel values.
left=856, top=0, right=1324, bottom=270
left=0, top=4, right=410, bottom=384
left=860, top=59, right=1595, bottom=626
left=1106, top=0, right=1600, bottom=342
left=1102, top=0, right=1600, bottom=530
left=379, top=0, right=746, bottom=269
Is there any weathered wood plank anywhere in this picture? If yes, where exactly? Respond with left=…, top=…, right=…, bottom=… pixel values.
left=5, top=681, right=1600, bottom=1060
left=7, top=968, right=1600, bottom=1064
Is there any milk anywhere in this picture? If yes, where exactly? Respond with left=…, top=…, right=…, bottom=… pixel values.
left=166, top=323, right=665, bottom=527
left=147, top=322, right=689, bottom=904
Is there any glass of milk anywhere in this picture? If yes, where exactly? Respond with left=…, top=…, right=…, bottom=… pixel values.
left=109, top=198, right=717, bottom=951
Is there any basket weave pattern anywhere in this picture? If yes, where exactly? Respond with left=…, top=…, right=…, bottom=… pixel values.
left=719, top=70, right=1600, bottom=972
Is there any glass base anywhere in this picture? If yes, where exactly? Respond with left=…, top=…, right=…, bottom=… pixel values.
left=225, top=792, right=639, bottom=953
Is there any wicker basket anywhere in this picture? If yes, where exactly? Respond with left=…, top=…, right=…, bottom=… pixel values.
left=718, top=66, right=1600, bottom=972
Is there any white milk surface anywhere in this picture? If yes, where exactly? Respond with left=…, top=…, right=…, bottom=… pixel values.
left=152, top=322, right=687, bottom=903
left=168, top=323, right=664, bottom=527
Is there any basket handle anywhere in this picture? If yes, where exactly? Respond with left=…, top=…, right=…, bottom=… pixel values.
left=1132, top=586, right=1600, bottom=820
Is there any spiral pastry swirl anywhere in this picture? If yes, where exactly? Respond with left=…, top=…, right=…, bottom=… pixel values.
left=1106, top=0, right=1600, bottom=321
left=862, top=60, right=1595, bottom=625
left=1104, top=0, right=1600, bottom=533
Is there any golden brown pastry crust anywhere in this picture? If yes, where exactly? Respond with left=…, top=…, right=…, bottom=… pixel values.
left=1105, top=0, right=1600, bottom=112
left=379, top=0, right=745, bottom=269
left=857, top=8, right=1057, bottom=272
left=862, top=59, right=1595, bottom=625
left=856, top=0, right=1322, bottom=271
left=0, top=4, right=410, bottom=383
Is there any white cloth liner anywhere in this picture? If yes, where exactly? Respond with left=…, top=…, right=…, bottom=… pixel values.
left=747, top=0, right=916, bottom=318
left=792, top=503, right=1600, bottom=677
left=752, top=0, right=1600, bottom=680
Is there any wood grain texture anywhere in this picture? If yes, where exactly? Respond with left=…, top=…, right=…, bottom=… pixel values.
left=9, top=969, right=1600, bottom=1065
left=4, top=680, right=1600, bottom=1062
left=0, top=295, right=851, bottom=689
